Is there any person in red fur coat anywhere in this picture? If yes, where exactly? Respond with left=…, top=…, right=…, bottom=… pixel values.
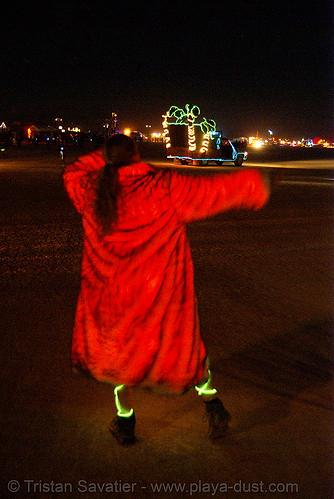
left=63, top=134, right=270, bottom=445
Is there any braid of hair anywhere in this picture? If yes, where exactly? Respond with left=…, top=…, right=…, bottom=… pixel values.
left=94, top=134, right=140, bottom=235
left=94, top=163, right=120, bottom=235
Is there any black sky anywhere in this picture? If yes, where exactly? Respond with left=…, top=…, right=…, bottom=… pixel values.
left=1, top=0, right=333, bottom=138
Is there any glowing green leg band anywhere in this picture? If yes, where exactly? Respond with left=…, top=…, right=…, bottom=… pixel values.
left=195, top=369, right=217, bottom=396
left=114, top=385, right=134, bottom=418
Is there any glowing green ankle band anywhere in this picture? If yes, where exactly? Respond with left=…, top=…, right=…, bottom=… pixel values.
left=195, top=370, right=217, bottom=396
left=114, top=384, right=134, bottom=418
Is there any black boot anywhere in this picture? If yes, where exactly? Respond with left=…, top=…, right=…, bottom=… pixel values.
left=109, top=413, right=136, bottom=446
left=204, top=398, right=231, bottom=440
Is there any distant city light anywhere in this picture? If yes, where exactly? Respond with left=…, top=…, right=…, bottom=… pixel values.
left=1, top=114, right=333, bottom=149
left=249, top=136, right=263, bottom=148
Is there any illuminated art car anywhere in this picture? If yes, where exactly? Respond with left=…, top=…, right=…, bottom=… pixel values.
left=162, top=105, right=248, bottom=166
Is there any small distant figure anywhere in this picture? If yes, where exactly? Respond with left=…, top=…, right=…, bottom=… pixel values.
left=63, top=134, right=270, bottom=445
left=59, top=145, right=65, bottom=161
left=57, top=134, right=66, bottom=162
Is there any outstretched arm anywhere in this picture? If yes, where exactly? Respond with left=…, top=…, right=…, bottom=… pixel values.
left=168, top=168, right=269, bottom=222
left=63, top=150, right=105, bottom=213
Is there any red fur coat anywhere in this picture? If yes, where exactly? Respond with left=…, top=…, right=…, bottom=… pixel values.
left=63, top=151, right=268, bottom=393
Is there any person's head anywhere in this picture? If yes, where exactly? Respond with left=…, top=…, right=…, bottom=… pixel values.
left=102, top=133, right=140, bottom=168
left=94, top=134, right=140, bottom=235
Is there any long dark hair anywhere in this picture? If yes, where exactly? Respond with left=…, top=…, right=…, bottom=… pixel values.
left=94, top=134, right=139, bottom=235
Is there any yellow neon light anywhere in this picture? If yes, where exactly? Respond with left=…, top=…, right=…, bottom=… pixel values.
left=114, top=385, right=134, bottom=418
left=162, top=113, right=171, bottom=148
left=186, top=104, right=200, bottom=152
left=195, top=369, right=217, bottom=396
left=200, top=133, right=210, bottom=153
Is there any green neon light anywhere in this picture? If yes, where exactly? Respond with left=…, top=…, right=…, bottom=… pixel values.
left=185, top=104, right=200, bottom=123
left=200, top=117, right=216, bottom=134
left=163, top=105, right=216, bottom=132
left=195, top=369, right=217, bottom=396
left=162, top=105, right=217, bottom=152
left=164, top=105, right=188, bottom=125
left=114, top=385, right=134, bottom=418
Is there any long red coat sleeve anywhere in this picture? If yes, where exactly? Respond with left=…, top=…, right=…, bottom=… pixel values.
left=63, top=153, right=269, bottom=393
left=168, top=168, right=269, bottom=222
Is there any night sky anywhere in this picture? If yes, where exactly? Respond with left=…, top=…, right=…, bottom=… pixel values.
left=1, top=0, right=333, bottom=138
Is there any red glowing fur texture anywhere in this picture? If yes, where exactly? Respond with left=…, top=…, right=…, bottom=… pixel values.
left=63, top=151, right=268, bottom=393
